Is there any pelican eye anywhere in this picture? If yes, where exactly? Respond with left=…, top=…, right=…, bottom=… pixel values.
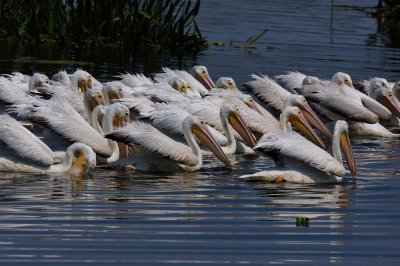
left=202, top=70, right=206, bottom=74
left=389, top=92, right=393, bottom=97
left=89, top=166, right=94, bottom=170
left=200, top=121, right=205, bottom=125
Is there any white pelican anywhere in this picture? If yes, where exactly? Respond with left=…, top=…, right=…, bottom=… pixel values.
left=154, top=67, right=209, bottom=97
left=297, top=72, right=392, bottom=122
left=240, top=120, right=356, bottom=184
left=243, top=75, right=332, bottom=138
left=105, top=115, right=232, bottom=172
left=142, top=102, right=249, bottom=154
left=0, top=114, right=96, bottom=174
left=190, top=65, right=215, bottom=90
left=83, top=89, right=106, bottom=125
left=186, top=101, right=256, bottom=153
left=50, top=70, right=71, bottom=87
left=244, top=74, right=292, bottom=113
left=12, top=96, right=113, bottom=158
left=71, top=69, right=101, bottom=92
left=215, top=77, right=237, bottom=90
left=274, top=71, right=309, bottom=93
left=347, top=79, right=400, bottom=137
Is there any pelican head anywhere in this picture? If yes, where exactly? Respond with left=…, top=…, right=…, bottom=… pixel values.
left=102, top=82, right=125, bottom=103
left=368, top=77, right=390, bottom=95
left=169, top=78, right=193, bottom=94
left=393, top=81, right=400, bottom=100
left=190, top=65, right=215, bottom=90
left=333, top=120, right=357, bottom=177
left=66, top=143, right=97, bottom=174
left=331, top=72, right=353, bottom=88
left=280, top=106, right=326, bottom=149
left=29, top=73, right=50, bottom=92
left=72, top=69, right=93, bottom=92
left=237, top=95, right=263, bottom=116
left=183, top=115, right=232, bottom=168
left=302, top=75, right=319, bottom=85
left=104, top=103, right=130, bottom=132
left=221, top=104, right=256, bottom=147
left=51, top=70, right=71, bottom=87
left=84, top=89, right=106, bottom=113
left=92, top=105, right=107, bottom=132
left=215, top=77, right=237, bottom=90
left=370, top=86, right=400, bottom=119
left=284, top=94, right=332, bottom=138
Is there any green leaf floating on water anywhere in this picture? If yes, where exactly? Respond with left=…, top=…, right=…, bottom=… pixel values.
left=245, top=28, right=268, bottom=45
left=296, top=216, right=310, bottom=227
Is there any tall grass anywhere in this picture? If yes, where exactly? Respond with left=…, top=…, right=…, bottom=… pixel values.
left=0, top=0, right=207, bottom=52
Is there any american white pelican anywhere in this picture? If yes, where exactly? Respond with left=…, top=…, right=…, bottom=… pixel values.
left=244, top=74, right=292, bottom=114
left=154, top=67, right=209, bottom=96
left=186, top=101, right=256, bottom=153
left=0, top=114, right=96, bottom=174
left=97, top=103, right=130, bottom=162
left=101, top=81, right=128, bottom=104
left=297, top=72, right=392, bottom=121
left=142, top=102, right=247, bottom=153
left=50, top=70, right=71, bottom=87
left=71, top=69, right=101, bottom=93
left=277, top=106, right=325, bottom=149
left=240, top=120, right=356, bottom=184
left=274, top=71, right=308, bottom=93
left=83, top=89, right=106, bottom=125
left=190, top=65, right=215, bottom=90
left=346, top=78, right=400, bottom=137
left=12, top=97, right=113, bottom=158
left=243, top=75, right=332, bottom=138
left=215, top=77, right=237, bottom=90
left=105, top=115, right=231, bottom=172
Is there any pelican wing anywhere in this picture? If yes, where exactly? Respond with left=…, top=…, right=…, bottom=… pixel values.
left=243, top=74, right=291, bottom=112
left=274, top=71, right=306, bottom=93
left=256, top=132, right=345, bottom=176
left=358, top=91, right=392, bottom=120
left=118, top=73, right=154, bottom=87
left=106, top=122, right=198, bottom=166
left=25, top=105, right=113, bottom=158
left=0, top=77, right=35, bottom=105
left=0, top=114, right=54, bottom=166
left=184, top=98, right=222, bottom=130
left=238, top=103, right=279, bottom=134
left=142, top=103, right=190, bottom=135
left=301, top=86, right=379, bottom=123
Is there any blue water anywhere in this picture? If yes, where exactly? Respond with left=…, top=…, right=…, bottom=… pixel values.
left=0, top=0, right=400, bottom=265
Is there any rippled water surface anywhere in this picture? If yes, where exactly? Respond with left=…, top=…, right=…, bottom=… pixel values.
left=1, top=0, right=400, bottom=265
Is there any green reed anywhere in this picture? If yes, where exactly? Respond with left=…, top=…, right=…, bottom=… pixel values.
left=0, top=0, right=207, bottom=52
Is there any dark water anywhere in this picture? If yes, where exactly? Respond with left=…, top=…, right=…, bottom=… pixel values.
left=1, top=0, right=400, bottom=265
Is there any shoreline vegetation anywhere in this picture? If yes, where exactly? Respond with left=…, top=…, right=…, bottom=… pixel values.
left=375, top=0, right=400, bottom=46
left=0, top=0, right=207, bottom=53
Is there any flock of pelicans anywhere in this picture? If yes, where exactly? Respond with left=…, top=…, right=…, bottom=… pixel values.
left=0, top=65, right=399, bottom=184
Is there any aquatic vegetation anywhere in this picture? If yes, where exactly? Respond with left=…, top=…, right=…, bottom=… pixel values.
left=0, top=0, right=207, bottom=53
left=373, top=0, right=400, bottom=46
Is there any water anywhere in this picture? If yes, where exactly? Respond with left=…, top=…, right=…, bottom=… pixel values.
left=1, top=0, right=400, bottom=265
